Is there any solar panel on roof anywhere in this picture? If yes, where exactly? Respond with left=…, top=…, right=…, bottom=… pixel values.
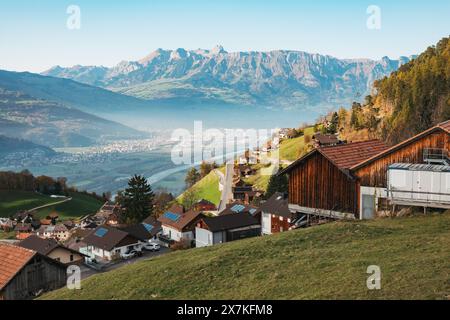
left=142, top=223, right=154, bottom=232
left=95, top=227, right=108, bottom=237
left=163, top=212, right=180, bottom=221
left=231, top=204, right=245, bottom=213
left=249, top=208, right=257, bottom=214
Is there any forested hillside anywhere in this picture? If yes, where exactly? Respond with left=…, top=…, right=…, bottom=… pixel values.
left=340, top=37, right=449, bottom=144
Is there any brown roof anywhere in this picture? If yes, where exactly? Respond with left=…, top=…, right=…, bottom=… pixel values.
left=351, top=121, right=450, bottom=171
left=158, top=209, right=204, bottom=231
left=280, top=139, right=388, bottom=176
left=0, top=243, right=36, bottom=290
left=313, top=133, right=340, bottom=145
left=19, top=235, right=84, bottom=258
left=19, top=235, right=59, bottom=255
left=199, top=213, right=260, bottom=232
left=83, top=225, right=139, bottom=251
left=320, top=140, right=388, bottom=169
left=166, top=203, right=185, bottom=215
left=219, top=202, right=260, bottom=216
left=259, top=192, right=291, bottom=218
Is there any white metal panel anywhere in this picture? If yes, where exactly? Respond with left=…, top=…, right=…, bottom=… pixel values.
left=430, top=172, right=441, bottom=202
left=262, top=213, right=271, bottom=234
left=389, top=169, right=413, bottom=200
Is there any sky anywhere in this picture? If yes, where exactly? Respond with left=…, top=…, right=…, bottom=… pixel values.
left=1, top=0, right=449, bottom=73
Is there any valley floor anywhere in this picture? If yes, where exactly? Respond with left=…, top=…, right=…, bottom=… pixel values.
left=42, top=212, right=450, bottom=300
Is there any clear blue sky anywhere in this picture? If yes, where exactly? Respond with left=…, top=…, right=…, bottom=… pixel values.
left=1, top=0, right=449, bottom=72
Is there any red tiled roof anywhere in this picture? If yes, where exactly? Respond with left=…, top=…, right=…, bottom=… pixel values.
left=319, top=140, right=389, bottom=169
left=0, top=243, right=36, bottom=290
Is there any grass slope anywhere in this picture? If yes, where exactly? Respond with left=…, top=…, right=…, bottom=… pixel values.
left=0, top=191, right=59, bottom=218
left=279, top=126, right=315, bottom=162
left=43, top=213, right=450, bottom=300
left=0, top=191, right=102, bottom=220
left=178, top=171, right=221, bottom=206
left=34, top=192, right=103, bottom=220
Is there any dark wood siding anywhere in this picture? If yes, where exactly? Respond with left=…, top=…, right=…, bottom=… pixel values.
left=288, top=151, right=357, bottom=215
left=2, top=256, right=66, bottom=300
left=354, top=130, right=450, bottom=187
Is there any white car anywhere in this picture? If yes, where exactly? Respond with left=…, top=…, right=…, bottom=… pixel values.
left=142, top=242, right=160, bottom=252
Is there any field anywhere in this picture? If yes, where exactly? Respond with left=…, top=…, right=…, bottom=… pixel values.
left=0, top=191, right=61, bottom=218
left=0, top=190, right=103, bottom=220
left=178, top=171, right=221, bottom=206
left=279, top=126, right=315, bottom=162
left=33, top=192, right=103, bottom=220
left=43, top=212, right=450, bottom=300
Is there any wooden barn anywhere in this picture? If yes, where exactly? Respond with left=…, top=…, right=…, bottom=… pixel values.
left=0, top=243, right=67, bottom=300
left=280, top=140, right=388, bottom=219
left=281, top=120, right=450, bottom=220
left=351, top=120, right=450, bottom=218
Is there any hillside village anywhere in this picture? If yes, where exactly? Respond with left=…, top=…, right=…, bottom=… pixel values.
left=1, top=117, right=449, bottom=299
left=0, top=37, right=449, bottom=300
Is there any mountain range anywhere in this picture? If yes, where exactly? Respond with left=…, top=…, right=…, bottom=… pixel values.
left=43, top=46, right=413, bottom=107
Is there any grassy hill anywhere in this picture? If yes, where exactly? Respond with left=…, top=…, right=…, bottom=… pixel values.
left=0, top=190, right=103, bottom=220
left=177, top=171, right=221, bottom=206
left=33, top=192, right=103, bottom=220
left=43, top=212, right=450, bottom=300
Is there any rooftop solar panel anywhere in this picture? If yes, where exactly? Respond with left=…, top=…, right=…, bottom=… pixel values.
left=163, top=212, right=181, bottom=221
left=231, top=204, right=245, bottom=213
left=95, top=227, right=108, bottom=237
left=249, top=208, right=257, bottom=214
left=142, top=223, right=154, bottom=232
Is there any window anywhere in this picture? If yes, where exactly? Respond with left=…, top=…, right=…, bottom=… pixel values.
left=70, top=254, right=74, bottom=262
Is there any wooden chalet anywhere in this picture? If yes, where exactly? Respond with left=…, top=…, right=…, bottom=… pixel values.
left=280, top=140, right=388, bottom=219
left=280, top=120, right=450, bottom=220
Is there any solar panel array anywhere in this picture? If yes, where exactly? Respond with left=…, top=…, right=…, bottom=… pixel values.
left=142, top=223, right=154, bottom=232
left=95, top=227, right=108, bottom=237
left=249, top=208, right=257, bottom=215
left=231, top=204, right=245, bottom=213
left=163, top=211, right=181, bottom=221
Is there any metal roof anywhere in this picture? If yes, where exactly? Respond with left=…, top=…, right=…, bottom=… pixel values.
left=388, top=163, right=450, bottom=172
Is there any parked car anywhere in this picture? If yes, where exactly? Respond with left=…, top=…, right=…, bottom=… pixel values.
left=121, top=249, right=141, bottom=259
left=143, top=242, right=160, bottom=252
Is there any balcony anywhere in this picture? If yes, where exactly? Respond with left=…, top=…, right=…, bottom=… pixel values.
left=423, top=148, right=449, bottom=165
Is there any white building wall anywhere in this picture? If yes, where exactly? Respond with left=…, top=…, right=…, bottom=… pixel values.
left=162, top=225, right=193, bottom=242
left=261, top=212, right=272, bottom=235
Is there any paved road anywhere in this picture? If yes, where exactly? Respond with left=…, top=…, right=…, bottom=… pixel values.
left=80, top=247, right=171, bottom=280
left=28, top=197, right=72, bottom=212
left=218, top=163, right=234, bottom=212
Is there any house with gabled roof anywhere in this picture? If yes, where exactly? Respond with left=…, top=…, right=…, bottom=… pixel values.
left=279, top=140, right=388, bottom=220
left=350, top=120, right=450, bottom=218
left=195, top=213, right=261, bottom=247
left=0, top=243, right=66, bottom=300
left=280, top=120, right=450, bottom=220
left=157, top=209, right=205, bottom=244
left=80, top=225, right=141, bottom=261
left=19, top=235, right=85, bottom=265
left=260, top=192, right=306, bottom=234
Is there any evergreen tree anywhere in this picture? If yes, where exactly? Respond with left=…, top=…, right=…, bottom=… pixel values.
left=119, top=174, right=154, bottom=223
left=185, top=167, right=200, bottom=188
left=265, top=169, right=288, bottom=199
